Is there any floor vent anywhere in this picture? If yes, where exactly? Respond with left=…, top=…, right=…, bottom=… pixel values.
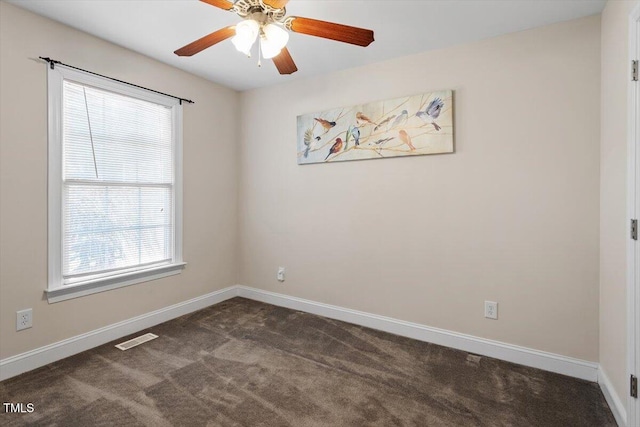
left=115, top=333, right=158, bottom=351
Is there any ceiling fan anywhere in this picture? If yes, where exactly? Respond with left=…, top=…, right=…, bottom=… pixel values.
left=174, top=0, right=375, bottom=75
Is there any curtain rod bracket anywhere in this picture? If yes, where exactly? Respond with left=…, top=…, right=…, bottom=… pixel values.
left=39, top=57, right=60, bottom=70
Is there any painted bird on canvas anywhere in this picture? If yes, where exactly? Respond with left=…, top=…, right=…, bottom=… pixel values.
left=303, top=128, right=317, bottom=158
left=356, top=112, right=376, bottom=127
left=314, top=118, right=336, bottom=133
left=348, top=125, right=361, bottom=146
left=374, top=115, right=396, bottom=131
left=325, top=137, right=344, bottom=160
left=416, top=97, right=444, bottom=131
left=391, top=110, right=408, bottom=128
left=399, top=130, right=416, bottom=150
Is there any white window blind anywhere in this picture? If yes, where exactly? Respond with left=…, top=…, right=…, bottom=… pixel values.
left=62, top=80, right=174, bottom=283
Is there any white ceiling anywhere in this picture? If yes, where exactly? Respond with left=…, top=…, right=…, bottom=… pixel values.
left=8, top=0, right=606, bottom=91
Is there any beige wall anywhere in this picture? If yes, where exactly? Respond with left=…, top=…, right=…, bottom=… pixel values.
left=0, top=2, right=239, bottom=359
left=0, top=0, right=612, bottom=378
left=600, top=0, right=639, bottom=410
left=239, top=16, right=602, bottom=361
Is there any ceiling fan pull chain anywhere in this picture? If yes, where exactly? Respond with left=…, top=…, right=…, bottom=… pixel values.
left=258, top=38, right=262, bottom=67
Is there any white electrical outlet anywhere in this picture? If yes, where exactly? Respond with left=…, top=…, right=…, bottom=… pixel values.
left=484, top=301, right=498, bottom=320
left=277, top=267, right=285, bottom=282
left=17, top=309, right=32, bottom=331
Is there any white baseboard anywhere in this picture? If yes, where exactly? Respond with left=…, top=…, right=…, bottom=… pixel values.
left=0, top=286, right=239, bottom=381
left=598, top=367, right=627, bottom=426
left=0, top=284, right=600, bottom=386
left=236, top=286, right=599, bottom=382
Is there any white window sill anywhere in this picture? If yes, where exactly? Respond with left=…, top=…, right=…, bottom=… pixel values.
left=45, top=262, right=187, bottom=303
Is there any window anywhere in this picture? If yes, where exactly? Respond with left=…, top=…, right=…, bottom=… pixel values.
left=47, top=65, right=184, bottom=303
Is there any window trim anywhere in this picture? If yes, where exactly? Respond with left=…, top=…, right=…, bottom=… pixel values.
left=46, top=65, right=185, bottom=303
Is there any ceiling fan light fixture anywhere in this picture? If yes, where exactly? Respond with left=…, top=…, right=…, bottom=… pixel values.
left=263, top=23, right=289, bottom=50
left=232, top=19, right=259, bottom=55
left=259, top=37, right=281, bottom=59
left=260, top=23, right=289, bottom=59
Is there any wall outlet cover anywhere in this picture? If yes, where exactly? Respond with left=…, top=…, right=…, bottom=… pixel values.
left=484, top=301, right=498, bottom=320
left=17, top=309, right=33, bottom=331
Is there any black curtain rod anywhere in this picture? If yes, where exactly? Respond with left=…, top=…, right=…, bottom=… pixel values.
left=39, top=57, right=194, bottom=105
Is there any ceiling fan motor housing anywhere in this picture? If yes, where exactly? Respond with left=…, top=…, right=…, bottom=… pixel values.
left=234, top=0, right=286, bottom=21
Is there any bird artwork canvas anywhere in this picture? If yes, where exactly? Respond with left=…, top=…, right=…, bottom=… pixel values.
left=297, top=90, right=453, bottom=164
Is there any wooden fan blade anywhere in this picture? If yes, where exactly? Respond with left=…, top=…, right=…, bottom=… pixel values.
left=288, top=17, right=374, bottom=47
left=263, top=0, right=289, bottom=9
left=174, top=26, right=235, bottom=56
left=199, top=0, right=235, bottom=10
left=272, top=47, right=298, bottom=75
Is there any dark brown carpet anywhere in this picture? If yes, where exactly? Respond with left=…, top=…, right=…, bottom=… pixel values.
left=0, top=297, right=615, bottom=426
